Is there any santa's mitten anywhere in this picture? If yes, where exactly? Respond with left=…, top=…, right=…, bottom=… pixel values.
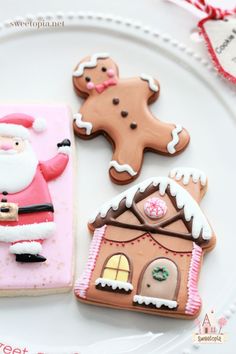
left=57, top=139, right=71, bottom=154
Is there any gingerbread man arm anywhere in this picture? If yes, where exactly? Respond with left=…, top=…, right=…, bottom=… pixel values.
left=39, top=147, right=70, bottom=181
left=139, top=73, right=160, bottom=103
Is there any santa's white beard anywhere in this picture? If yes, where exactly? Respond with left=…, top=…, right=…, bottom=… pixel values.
left=0, top=141, right=38, bottom=193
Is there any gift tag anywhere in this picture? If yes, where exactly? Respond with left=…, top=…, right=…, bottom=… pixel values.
left=199, top=15, right=236, bottom=83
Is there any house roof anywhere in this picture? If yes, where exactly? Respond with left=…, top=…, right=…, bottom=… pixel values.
left=89, top=176, right=212, bottom=240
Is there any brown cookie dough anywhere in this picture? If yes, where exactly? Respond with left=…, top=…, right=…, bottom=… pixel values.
left=72, top=53, right=190, bottom=184
left=74, top=168, right=216, bottom=319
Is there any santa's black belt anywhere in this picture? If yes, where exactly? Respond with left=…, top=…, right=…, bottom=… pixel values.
left=0, top=203, right=54, bottom=214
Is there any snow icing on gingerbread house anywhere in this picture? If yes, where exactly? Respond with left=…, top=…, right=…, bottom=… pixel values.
left=75, top=167, right=216, bottom=319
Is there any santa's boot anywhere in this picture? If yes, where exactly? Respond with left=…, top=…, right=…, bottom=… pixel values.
left=15, top=253, right=46, bottom=263
left=10, top=240, right=46, bottom=263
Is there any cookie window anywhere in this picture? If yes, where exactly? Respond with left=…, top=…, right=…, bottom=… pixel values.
left=102, top=254, right=130, bottom=282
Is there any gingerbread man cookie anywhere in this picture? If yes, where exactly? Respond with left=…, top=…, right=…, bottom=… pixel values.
left=75, top=167, right=216, bottom=319
left=73, top=53, right=190, bottom=184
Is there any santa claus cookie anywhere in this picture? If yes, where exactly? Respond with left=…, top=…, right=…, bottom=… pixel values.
left=0, top=105, right=74, bottom=296
left=73, top=53, right=190, bottom=184
left=75, top=167, right=216, bottom=319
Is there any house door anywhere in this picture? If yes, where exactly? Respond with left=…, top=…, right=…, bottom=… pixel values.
left=139, top=258, right=179, bottom=300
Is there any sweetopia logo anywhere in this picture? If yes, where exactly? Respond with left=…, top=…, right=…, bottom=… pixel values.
left=193, top=310, right=228, bottom=344
left=9, top=19, right=64, bottom=29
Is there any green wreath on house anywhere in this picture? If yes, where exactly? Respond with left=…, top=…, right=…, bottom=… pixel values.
left=152, top=266, right=169, bottom=281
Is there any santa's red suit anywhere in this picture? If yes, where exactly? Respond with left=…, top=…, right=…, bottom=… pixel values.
left=1, top=153, right=69, bottom=255
left=0, top=113, right=70, bottom=262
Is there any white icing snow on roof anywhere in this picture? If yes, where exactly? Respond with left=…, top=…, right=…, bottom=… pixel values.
left=89, top=174, right=212, bottom=240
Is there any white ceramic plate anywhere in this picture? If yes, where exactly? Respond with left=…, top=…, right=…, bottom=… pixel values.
left=0, top=11, right=235, bottom=354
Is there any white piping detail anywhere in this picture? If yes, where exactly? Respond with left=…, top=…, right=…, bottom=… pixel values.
left=140, top=73, right=159, bottom=92
left=10, top=241, right=42, bottom=255
left=0, top=222, right=56, bottom=243
left=167, top=124, right=183, bottom=154
left=58, top=146, right=70, bottom=155
left=73, top=52, right=110, bottom=77
left=109, top=160, right=137, bottom=177
left=89, top=174, right=212, bottom=240
left=133, top=295, right=178, bottom=309
left=74, top=113, right=92, bottom=135
left=170, top=167, right=207, bottom=186
left=95, top=278, right=133, bottom=292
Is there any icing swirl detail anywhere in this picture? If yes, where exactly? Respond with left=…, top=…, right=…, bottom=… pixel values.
left=74, top=113, right=92, bottom=135
left=167, top=124, right=183, bottom=154
left=73, top=52, right=109, bottom=77
left=109, top=160, right=137, bottom=176
left=140, top=73, right=159, bottom=92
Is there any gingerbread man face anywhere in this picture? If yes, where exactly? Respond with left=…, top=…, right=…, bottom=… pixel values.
left=73, top=53, right=190, bottom=184
left=73, top=54, right=119, bottom=97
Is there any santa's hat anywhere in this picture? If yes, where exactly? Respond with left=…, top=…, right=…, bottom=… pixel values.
left=0, top=113, right=46, bottom=139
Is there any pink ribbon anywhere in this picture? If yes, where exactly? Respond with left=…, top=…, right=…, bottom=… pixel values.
left=95, top=78, right=117, bottom=93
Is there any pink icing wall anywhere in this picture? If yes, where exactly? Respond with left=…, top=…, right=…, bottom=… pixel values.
left=0, top=104, right=74, bottom=292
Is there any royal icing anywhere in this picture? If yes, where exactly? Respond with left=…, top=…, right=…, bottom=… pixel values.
left=170, top=167, right=207, bottom=186
left=89, top=174, right=212, bottom=240
left=133, top=295, right=178, bottom=309
left=73, top=54, right=190, bottom=184
left=74, top=113, right=93, bottom=135
left=144, top=197, right=167, bottom=219
left=167, top=124, right=183, bottom=154
left=0, top=104, right=73, bottom=294
left=140, top=73, right=159, bottom=92
left=185, top=242, right=202, bottom=315
left=73, top=52, right=110, bottom=77
left=74, top=226, right=106, bottom=299
left=95, top=278, right=133, bottom=292
left=109, top=160, right=137, bottom=177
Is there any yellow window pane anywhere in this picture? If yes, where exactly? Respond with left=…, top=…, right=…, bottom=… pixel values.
left=103, top=269, right=117, bottom=280
left=119, top=255, right=129, bottom=271
left=106, top=255, right=120, bottom=268
left=116, top=270, right=129, bottom=282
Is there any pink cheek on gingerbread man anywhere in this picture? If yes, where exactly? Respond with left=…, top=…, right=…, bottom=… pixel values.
left=107, top=69, right=115, bottom=78
left=86, top=82, right=95, bottom=90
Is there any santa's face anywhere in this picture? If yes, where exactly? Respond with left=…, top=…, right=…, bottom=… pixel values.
left=0, top=136, right=25, bottom=154
left=0, top=135, right=38, bottom=193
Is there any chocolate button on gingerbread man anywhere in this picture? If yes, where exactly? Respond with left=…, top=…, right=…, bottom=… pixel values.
left=73, top=53, right=190, bottom=184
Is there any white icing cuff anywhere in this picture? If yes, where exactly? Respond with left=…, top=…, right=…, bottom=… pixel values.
left=95, top=278, right=133, bottom=292
left=10, top=241, right=42, bottom=255
left=133, top=295, right=178, bottom=309
left=32, top=117, right=47, bottom=132
left=170, top=167, right=207, bottom=186
left=73, top=52, right=110, bottom=77
left=74, top=113, right=92, bottom=135
left=167, top=125, right=183, bottom=154
left=58, top=146, right=70, bottom=155
left=140, top=73, right=159, bottom=92
left=109, top=160, right=137, bottom=177
left=0, top=222, right=56, bottom=242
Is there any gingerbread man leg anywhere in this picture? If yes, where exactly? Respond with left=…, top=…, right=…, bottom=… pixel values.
left=109, top=140, right=144, bottom=184
left=144, top=119, right=190, bottom=156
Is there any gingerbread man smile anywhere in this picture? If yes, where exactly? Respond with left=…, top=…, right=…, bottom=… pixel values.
left=73, top=53, right=190, bottom=184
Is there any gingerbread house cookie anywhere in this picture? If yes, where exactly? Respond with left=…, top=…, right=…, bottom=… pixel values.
left=72, top=53, right=190, bottom=184
left=75, top=167, right=216, bottom=319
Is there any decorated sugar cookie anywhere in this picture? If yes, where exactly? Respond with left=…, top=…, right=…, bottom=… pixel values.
left=0, top=105, right=73, bottom=296
left=72, top=53, right=190, bottom=184
left=75, top=167, right=216, bottom=319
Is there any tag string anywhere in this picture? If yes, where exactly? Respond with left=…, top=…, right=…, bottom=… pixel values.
left=185, top=0, right=236, bottom=19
